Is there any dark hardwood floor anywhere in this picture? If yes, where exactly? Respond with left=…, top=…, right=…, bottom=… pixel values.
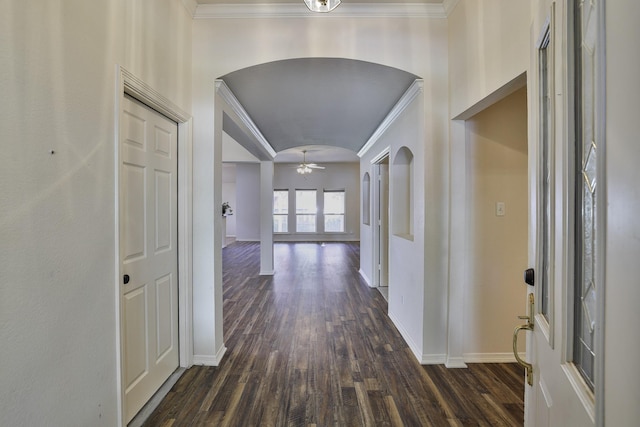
left=143, top=242, right=524, bottom=426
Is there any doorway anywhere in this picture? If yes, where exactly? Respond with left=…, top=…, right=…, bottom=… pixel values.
left=464, top=86, right=528, bottom=360
left=374, top=154, right=390, bottom=299
left=116, top=67, right=194, bottom=426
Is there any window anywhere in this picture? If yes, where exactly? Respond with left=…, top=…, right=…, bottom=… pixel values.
left=539, top=27, right=553, bottom=322
left=572, top=0, right=600, bottom=392
left=273, top=190, right=289, bottom=233
left=296, top=190, right=316, bottom=232
left=324, top=190, right=345, bottom=232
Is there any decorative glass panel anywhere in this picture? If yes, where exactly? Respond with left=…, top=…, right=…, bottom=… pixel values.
left=573, top=0, right=598, bottom=391
left=539, top=27, right=552, bottom=321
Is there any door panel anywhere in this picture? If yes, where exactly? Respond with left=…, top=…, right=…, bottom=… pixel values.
left=525, top=2, right=600, bottom=426
left=120, top=95, right=179, bottom=423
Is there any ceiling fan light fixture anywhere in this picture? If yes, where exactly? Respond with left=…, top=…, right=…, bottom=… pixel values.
left=303, top=0, right=341, bottom=13
left=297, top=165, right=312, bottom=175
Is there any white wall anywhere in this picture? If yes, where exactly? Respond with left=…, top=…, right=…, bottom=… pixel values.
left=235, top=163, right=261, bottom=241
left=360, top=91, right=449, bottom=363
left=273, top=163, right=360, bottom=242
left=193, top=14, right=449, bottom=365
left=448, top=0, right=530, bottom=117
left=465, top=87, right=528, bottom=358
left=222, top=164, right=237, bottom=238
left=0, top=0, right=192, bottom=425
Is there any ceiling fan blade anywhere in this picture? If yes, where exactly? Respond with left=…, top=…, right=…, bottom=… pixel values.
left=308, top=164, right=325, bottom=169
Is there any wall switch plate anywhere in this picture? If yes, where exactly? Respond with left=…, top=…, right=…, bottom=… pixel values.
left=496, top=202, right=506, bottom=216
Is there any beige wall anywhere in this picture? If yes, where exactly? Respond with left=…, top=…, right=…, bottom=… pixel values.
left=0, top=1, right=192, bottom=425
left=465, top=87, right=528, bottom=356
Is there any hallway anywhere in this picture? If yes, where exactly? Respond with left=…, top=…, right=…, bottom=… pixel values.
left=143, top=242, right=524, bottom=426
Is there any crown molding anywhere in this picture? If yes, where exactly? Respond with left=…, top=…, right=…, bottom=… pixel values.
left=442, top=0, right=460, bottom=16
left=215, top=80, right=277, bottom=158
left=358, top=79, right=424, bottom=158
left=181, top=0, right=198, bottom=17
left=194, top=3, right=450, bottom=19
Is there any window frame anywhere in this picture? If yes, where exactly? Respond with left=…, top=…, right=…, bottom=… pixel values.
left=295, top=189, right=317, bottom=233
left=323, top=189, right=346, bottom=233
left=273, top=189, right=289, bottom=233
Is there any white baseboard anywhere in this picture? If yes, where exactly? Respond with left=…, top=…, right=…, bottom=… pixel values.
left=421, top=353, right=447, bottom=365
left=389, top=312, right=447, bottom=365
left=463, top=352, right=522, bottom=363
left=445, top=357, right=468, bottom=368
left=192, top=345, right=227, bottom=366
left=259, top=269, right=275, bottom=276
left=358, top=269, right=372, bottom=287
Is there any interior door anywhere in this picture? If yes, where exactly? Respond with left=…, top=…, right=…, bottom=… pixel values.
left=120, top=95, right=179, bottom=423
left=378, top=160, right=389, bottom=288
left=521, top=2, right=600, bottom=426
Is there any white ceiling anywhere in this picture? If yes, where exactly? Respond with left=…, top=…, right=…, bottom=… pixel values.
left=209, top=2, right=438, bottom=164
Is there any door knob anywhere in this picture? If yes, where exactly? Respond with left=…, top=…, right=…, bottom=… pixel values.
left=123, top=274, right=130, bottom=284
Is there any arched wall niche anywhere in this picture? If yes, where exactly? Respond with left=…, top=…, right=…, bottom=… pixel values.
left=392, top=146, right=414, bottom=240
left=362, top=172, right=371, bottom=225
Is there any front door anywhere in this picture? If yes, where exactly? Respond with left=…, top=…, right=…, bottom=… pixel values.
left=521, top=1, right=602, bottom=426
left=120, top=95, right=179, bottom=423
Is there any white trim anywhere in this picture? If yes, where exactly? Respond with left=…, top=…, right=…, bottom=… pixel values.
left=535, top=5, right=556, bottom=349
left=259, top=269, right=275, bottom=276
left=451, top=73, right=527, bottom=121
left=193, top=345, right=228, bottom=367
left=421, top=354, right=447, bottom=365
left=442, top=0, right=461, bottom=16
left=180, top=0, right=198, bottom=17
left=445, top=357, right=467, bottom=369
left=594, top=0, right=606, bottom=423
left=195, top=3, right=450, bottom=19
left=358, top=80, right=424, bottom=158
left=215, top=80, right=277, bottom=158
left=561, top=363, right=596, bottom=422
left=358, top=268, right=372, bottom=287
left=115, top=66, right=194, bottom=427
left=463, top=352, right=524, bottom=364
left=121, top=69, right=190, bottom=123
left=370, top=146, right=391, bottom=165
left=388, top=312, right=433, bottom=364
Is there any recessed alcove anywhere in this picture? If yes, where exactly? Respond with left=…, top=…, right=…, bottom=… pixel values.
left=391, top=146, right=414, bottom=240
left=362, top=172, right=371, bottom=225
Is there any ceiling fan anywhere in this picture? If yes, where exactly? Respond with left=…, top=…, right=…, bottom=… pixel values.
left=296, top=150, right=325, bottom=174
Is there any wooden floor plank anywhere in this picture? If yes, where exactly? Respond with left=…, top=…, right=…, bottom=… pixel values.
left=143, top=242, right=524, bottom=426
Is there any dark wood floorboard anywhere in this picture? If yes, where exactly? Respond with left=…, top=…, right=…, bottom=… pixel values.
left=143, top=242, right=524, bottom=426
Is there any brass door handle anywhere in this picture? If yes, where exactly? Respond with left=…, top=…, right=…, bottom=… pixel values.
left=513, top=293, right=534, bottom=386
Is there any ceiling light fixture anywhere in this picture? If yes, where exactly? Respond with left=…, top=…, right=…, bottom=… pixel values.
left=304, top=0, right=341, bottom=13
left=297, top=165, right=313, bottom=174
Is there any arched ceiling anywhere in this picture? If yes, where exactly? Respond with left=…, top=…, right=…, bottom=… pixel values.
left=219, top=58, right=420, bottom=159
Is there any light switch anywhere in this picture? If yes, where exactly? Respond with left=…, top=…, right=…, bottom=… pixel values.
left=496, top=202, right=506, bottom=216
